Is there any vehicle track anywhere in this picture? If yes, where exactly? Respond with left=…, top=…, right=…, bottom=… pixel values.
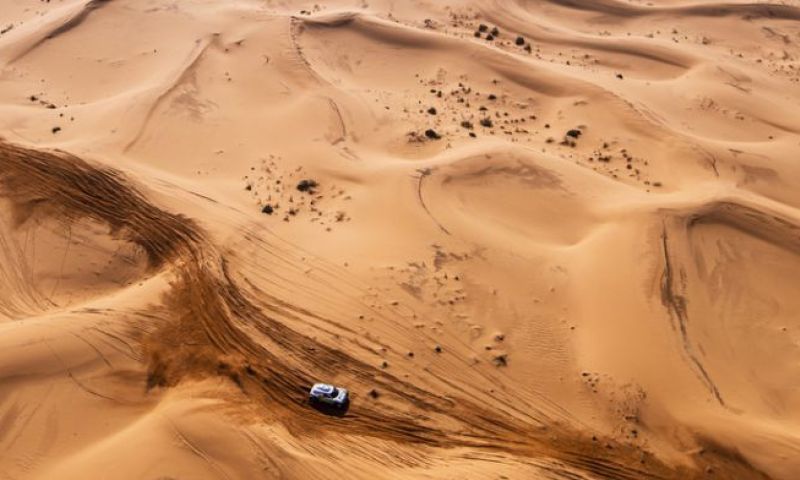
left=0, top=140, right=771, bottom=480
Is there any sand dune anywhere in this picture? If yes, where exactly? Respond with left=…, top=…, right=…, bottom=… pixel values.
left=1, top=0, right=799, bottom=478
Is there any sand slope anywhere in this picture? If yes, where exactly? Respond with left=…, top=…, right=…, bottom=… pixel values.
left=1, top=0, right=799, bottom=478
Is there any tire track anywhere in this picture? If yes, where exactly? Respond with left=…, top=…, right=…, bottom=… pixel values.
left=660, top=224, right=726, bottom=406
left=0, top=140, right=771, bottom=480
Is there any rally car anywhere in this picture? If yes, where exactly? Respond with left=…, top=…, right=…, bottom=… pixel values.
left=308, top=383, right=349, bottom=409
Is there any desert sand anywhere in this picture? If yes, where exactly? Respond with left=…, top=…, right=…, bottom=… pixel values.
left=1, top=0, right=799, bottom=478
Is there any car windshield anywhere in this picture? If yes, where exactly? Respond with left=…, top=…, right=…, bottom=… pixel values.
left=329, top=387, right=339, bottom=397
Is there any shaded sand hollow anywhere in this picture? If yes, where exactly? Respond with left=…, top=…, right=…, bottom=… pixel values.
left=1, top=1, right=799, bottom=479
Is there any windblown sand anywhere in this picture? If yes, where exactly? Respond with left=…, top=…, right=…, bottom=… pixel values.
left=1, top=1, right=799, bottom=479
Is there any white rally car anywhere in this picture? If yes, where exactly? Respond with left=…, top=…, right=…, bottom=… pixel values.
left=308, top=383, right=349, bottom=409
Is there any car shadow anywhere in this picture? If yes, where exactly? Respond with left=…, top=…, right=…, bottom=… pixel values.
left=309, top=400, right=350, bottom=417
